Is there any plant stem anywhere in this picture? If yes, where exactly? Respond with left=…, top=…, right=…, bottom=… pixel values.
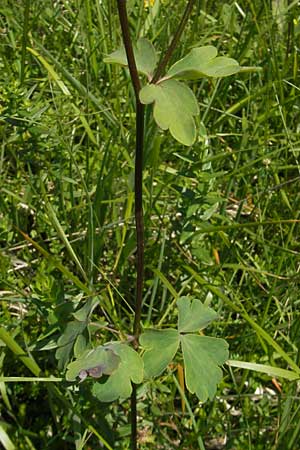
left=151, top=0, right=196, bottom=84
left=117, top=2, right=145, bottom=449
left=117, top=0, right=141, bottom=97
left=117, top=2, right=196, bottom=447
left=116, top=0, right=144, bottom=343
left=133, top=99, right=145, bottom=341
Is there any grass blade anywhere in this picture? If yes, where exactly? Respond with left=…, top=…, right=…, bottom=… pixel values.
left=227, top=360, right=299, bottom=381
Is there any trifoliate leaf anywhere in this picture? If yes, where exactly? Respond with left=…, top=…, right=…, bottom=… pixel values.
left=165, top=45, right=241, bottom=80
left=139, top=79, right=199, bottom=146
left=180, top=334, right=229, bottom=402
left=103, top=38, right=158, bottom=78
left=66, top=345, right=120, bottom=381
left=140, top=329, right=179, bottom=378
left=139, top=296, right=229, bottom=403
left=177, top=297, right=218, bottom=333
left=92, top=343, right=143, bottom=402
left=55, top=320, right=87, bottom=370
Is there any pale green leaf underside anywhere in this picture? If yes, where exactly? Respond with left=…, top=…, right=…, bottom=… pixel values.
left=177, top=296, right=218, bottom=333
left=92, top=343, right=143, bottom=402
left=139, top=79, right=199, bottom=146
left=166, top=45, right=241, bottom=80
left=140, top=329, right=179, bottom=378
left=104, top=38, right=157, bottom=78
left=66, top=345, right=120, bottom=381
left=180, top=334, right=229, bottom=402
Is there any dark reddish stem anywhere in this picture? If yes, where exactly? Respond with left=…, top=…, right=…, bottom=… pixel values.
left=117, top=2, right=144, bottom=449
left=151, top=0, right=195, bottom=84
left=116, top=1, right=196, bottom=448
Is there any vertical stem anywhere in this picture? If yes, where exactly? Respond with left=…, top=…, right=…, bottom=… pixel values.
left=116, top=2, right=144, bottom=449
left=129, top=93, right=144, bottom=450
left=116, top=1, right=196, bottom=448
left=130, top=384, right=138, bottom=450
left=117, top=0, right=141, bottom=97
left=116, top=1, right=144, bottom=339
left=133, top=100, right=144, bottom=340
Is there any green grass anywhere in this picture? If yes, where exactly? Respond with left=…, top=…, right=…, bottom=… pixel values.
left=1, top=0, right=300, bottom=448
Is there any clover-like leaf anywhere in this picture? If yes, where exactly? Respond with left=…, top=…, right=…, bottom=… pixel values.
left=104, top=38, right=157, bottom=78
left=140, top=297, right=229, bottom=403
left=165, top=45, right=241, bottom=80
left=180, top=334, right=229, bottom=402
left=139, top=79, right=199, bottom=146
left=92, top=343, right=143, bottom=402
left=66, top=345, right=120, bottom=381
left=140, top=329, right=179, bottom=378
left=177, top=297, right=218, bottom=333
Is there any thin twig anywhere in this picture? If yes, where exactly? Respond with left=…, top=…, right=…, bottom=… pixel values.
left=151, top=0, right=196, bottom=84
left=117, top=0, right=141, bottom=97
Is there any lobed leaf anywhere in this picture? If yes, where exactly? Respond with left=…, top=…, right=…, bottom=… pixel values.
left=139, top=79, right=199, bottom=146
left=103, top=38, right=157, bottom=78
left=140, top=297, right=228, bottom=403
left=177, top=296, right=218, bottom=333
left=180, top=334, right=229, bottom=402
left=166, top=45, right=241, bottom=80
left=66, top=345, right=120, bottom=381
left=92, top=343, right=143, bottom=402
left=140, top=329, right=179, bottom=378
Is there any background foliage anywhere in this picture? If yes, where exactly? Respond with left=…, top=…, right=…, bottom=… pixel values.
left=1, top=0, right=300, bottom=449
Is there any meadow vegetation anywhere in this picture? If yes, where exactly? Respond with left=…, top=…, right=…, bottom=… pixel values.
left=0, top=0, right=300, bottom=449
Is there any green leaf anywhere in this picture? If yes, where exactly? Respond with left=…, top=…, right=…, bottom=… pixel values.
left=0, top=422, right=16, bottom=450
left=140, top=329, right=179, bottom=378
left=104, top=38, right=157, bottom=78
left=92, top=343, right=143, bottom=402
left=55, top=320, right=87, bottom=370
left=66, top=345, right=120, bottom=381
left=140, top=297, right=229, bottom=403
left=227, top=360, right=300, bottom=381
left=180, top=334, right=229, bottom=402
left=139, top=79, right=199, bottom=146
left=73, top=333, right=88, bottom=358
left=72, top=297, right=99, bottom=321
left=177, top=297, right=218, bottom=333
left=165, top=45, right=241, bottom=80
